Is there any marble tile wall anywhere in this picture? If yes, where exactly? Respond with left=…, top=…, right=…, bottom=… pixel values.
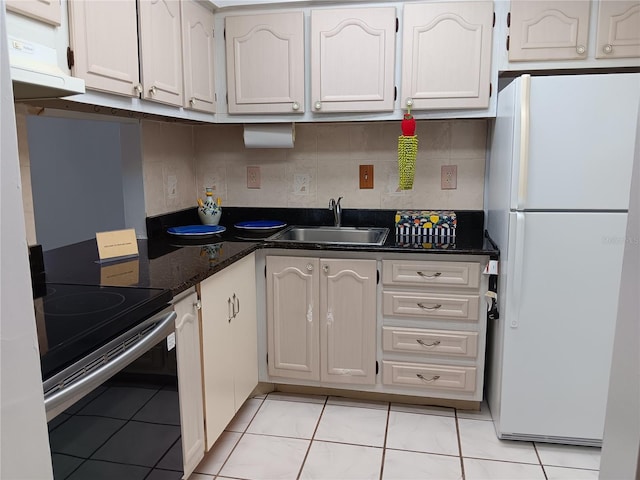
left=139, top=119, right=488, bottom=217
left=15, top=104, right=37, bottom=246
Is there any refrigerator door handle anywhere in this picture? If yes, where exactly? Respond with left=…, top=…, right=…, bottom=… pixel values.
left=517, top=74, right=531, bottom=210
left=510, top=212, right=527, bottom=329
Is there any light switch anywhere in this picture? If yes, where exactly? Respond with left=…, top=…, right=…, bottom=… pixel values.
left=359, top=165, right=374, bottom=189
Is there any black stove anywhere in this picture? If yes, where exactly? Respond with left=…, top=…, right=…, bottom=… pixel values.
left=35, top=283, right=172, bottom=381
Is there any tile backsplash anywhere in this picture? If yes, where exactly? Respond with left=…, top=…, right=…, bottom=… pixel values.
left=142, top=119, right=488, bottom=217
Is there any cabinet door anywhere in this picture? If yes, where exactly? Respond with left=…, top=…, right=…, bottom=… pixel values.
left=310, top=7, right=396, bottom=113
left=6, top=0, right=61, bottom=26
left=139, top=0, right=184, bottom=106
left=320, top=259, right=376, bottom=385
left=200, top=271, right=235, bottom=450
left=595, top=1, right=640, bottom=59
left=68, top=0, right=140, bottom=97
left=173, top=291, right=205, bottom=479
left=225, top=12, right=305, bottom=114
left=508, top=1, right=591, bottom=61
left=229, top=253, right=258, bottom=410
left=401, top=1, right=493, bottom=110
left=181, top=0, right=216, bottom=112
left=266, top=256, right=320, bottom=381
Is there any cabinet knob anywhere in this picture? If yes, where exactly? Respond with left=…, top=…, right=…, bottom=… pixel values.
left=405, top=98, right=413, bottom=108
left=292, top=101, right=300, bottom=111
left=306, top=263, right=313, bottom=271
left=322, top=264, right=329, bottom=273
left=134, top=84, right=143, bottom=95
left=149, top=85, right=157, bottom=96
left=603, top=44, right=613, bottom=54
left=314, top=101, right=322, bottom=110
left=194, top=300, right=202, bottom=310
left=189, top=97, right=196, bottom=106
left=576, top=45, right=586, bottom=55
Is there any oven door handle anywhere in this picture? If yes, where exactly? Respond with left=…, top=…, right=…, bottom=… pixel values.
left=43, top=309, right=177, bottom=415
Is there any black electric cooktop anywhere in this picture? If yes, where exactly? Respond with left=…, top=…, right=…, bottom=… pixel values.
left=35, top=283, right=172, bottom=380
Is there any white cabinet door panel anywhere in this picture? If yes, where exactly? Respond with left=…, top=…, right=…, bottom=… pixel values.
left=181, top=0, right=216, bottom=112
left=311, top=7, right=396, bottom=113
left=401, top=1, right=493, bottom=110
left=266, top=256, right=320, bottom=381
left=596, top=1, right=640, bottom=59
left=226, top=12, right=304, bottom=114
left=68, top=0, right=140, bottom=96
left=139, top=0, right=184, bottom=106
left=173, top=291, right=205, bottom=479
left=320, top=259, right=376, bottom=385
left=508, top=1, right=591, bottom=61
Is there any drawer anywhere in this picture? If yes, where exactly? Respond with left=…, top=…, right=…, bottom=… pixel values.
left=382, top=327, right=478, bottom=358
left=382, top=260, right=481, bottom=289
left=382, top=361, right=476, bottom=393
left=383, top=291, right=479, bottom=321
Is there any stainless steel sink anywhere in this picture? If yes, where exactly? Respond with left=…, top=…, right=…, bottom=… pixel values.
left=268, top=226, right=389, bottom=246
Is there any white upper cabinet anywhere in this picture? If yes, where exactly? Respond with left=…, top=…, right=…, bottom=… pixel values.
left=139, top=0, right=184, bottom=106
left=68, top=0, right=141, bottom=97
left=401, top=1, right=494, bottom=110
left=595, top=1, right=640, bottom=59
left=225, top=12, right=305, bottom=114
left=181, top=0, right=216, bottom=112
left=507, top=1, right=591, bottom=61
left=6, top=0, right=61, bottom=26
left=310, top=7, right=396, bottom=113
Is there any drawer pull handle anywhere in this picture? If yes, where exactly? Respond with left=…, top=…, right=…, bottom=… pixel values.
left=416, top=374, right=440, bottom=383
left=417, top=303, right=442, bottom=310
left=417, top=271, right=442, bottom=279
left=417, top=339, right=441, bottom=348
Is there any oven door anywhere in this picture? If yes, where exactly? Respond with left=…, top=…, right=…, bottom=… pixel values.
left=43, top=306, right=176, bottom=421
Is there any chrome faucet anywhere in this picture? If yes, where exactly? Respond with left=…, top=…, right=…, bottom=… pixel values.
left=329, top=197, right=343, bottom=227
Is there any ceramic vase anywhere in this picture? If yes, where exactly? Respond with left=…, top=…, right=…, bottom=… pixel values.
left=198, top=188, right=222, bottom=225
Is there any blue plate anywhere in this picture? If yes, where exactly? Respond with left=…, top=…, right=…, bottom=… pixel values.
left=167, top=225, right=226, bottom=237
left=234, top=220, right=287, bottom=230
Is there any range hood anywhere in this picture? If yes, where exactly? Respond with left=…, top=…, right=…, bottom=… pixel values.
left=8, top=36, right=85, bottom=100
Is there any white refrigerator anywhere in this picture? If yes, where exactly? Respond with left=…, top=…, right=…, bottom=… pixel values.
left=485, top=73, right=640, bottom=446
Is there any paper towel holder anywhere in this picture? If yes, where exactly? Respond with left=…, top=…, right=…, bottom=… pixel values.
left=243, top=123, right=296, bottom=149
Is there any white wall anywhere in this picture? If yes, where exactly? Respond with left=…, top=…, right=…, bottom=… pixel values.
left=599, top=105, right=640, bottom=479
left=0, top=6, right=53, bottom=478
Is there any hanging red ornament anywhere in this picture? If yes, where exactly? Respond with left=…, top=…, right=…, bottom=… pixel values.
left=401, top=113, right=416, bottom=136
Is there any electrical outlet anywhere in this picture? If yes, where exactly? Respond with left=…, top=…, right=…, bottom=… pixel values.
left=359, top=165, right=374, bottom=189
left=293, top=173, right=310, bottom=195
left=167, top=174, right=178, bottom=198
left=247, top=166, right=261, bottom=189
left=441, top=165, right=457, bottom=190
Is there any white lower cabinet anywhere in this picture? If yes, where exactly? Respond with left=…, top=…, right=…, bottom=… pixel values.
left=266, top=256, right=377, bottom=386
left=262, top=252, right=489, bottom=404
left=173, top=289, right=205, bottom=479
left=381, top=258, right=487, bottom=401
left=200, top=253, right=258, bottom=450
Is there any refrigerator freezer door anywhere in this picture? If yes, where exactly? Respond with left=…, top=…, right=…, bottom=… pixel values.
left=499, top=211, right=628, bottom=442
left=512, top=73, right=640, bottom=211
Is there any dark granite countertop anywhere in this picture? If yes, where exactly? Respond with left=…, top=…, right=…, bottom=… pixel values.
left=41, top=207, right=498, bottom=298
